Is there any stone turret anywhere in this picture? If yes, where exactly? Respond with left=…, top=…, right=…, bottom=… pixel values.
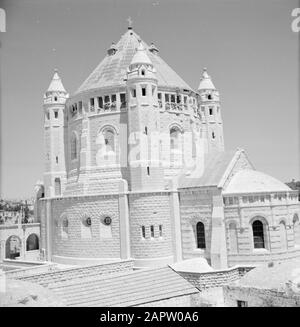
left=43, top=69, right=68, bottom=197
left=198, top=68, right=224, bottom=154
left=126, top=41, right=164, bottom=191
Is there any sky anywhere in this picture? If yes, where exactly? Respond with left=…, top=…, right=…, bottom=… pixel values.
left=0, top=0, right=299, bottom=199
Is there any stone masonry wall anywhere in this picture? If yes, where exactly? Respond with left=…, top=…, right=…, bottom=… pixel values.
left=129, top=192, right=174, bottom=259
left=177, top=266, right=253, bottom=291
left=223, top=285, right=300, bottom=307
left=50, top=195, right=121, bottom=259
left=224, top=203, right=300, bottom=266
left=179, top=189, right=213, bottom=263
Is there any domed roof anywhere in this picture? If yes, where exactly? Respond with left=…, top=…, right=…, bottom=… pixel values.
left=223, top=169, right=291, bottom=194
left=75, top=29, right=193, bottom=95
left=198, top=68, right=216, bottom=90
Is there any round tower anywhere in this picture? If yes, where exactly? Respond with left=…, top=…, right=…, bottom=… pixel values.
left=126, top=41, right=164, bottom=191
left=198, top=68, right=224, bottom=153
left=126, top=41, right=174, bottom=268
left=43, top=69, right=68, bottom=197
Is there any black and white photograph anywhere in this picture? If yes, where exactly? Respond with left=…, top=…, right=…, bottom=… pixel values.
left=0, top=0, right=300, bottom=314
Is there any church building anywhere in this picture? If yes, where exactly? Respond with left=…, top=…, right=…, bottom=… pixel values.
left=36, top=25, right=300, bottom=270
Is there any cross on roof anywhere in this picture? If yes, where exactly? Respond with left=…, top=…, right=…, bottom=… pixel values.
left=127, top=16, right=133, bottom=29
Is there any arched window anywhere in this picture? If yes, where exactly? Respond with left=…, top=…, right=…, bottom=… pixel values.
left=54, top=178, right=61, bottom=196
left=26, top=234, right=39, bottom=251
left=60, top=214, right=69, bottom=239
left=252, top=220, right=265, bottom=249
left=293, top=214, right=300, bottom=246
left=141, top=226, right=146, bottom=239
left=5, top=235, right=21, bottom=259
left=170, top=126, right=182, bottom=167
left=196, top=222, right=206, bottom=249
left=103, top=128, right=115, bottom=154
left=279, top=221, right=288, bottom=250
left=228, top=222, right=238, bottom=253
left=71, top=133, right=78, bottom=160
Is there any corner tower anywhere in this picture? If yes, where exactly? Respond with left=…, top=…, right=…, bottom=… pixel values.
left=43, top=69, right=68, bottom=197
left=198, top=68, right=224, bottom=154
left=126, top=41, right=164, bottom=191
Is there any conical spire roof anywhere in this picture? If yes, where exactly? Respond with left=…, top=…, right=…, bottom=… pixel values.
left=47, top=69, right=67, bottom=93
left=75, top=29, right=193, bottom=94
left=198, top=68, right=216, bottom=90
left=130, top=41, right=152, bottom=66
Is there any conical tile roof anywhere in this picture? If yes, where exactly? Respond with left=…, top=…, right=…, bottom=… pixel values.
left=75, top=29, right=193, bottom=94
left=47, top=70, right=67, bottom=93
left=130, top=41, right=152, bottom=66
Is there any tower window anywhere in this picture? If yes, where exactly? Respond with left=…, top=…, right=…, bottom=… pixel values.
left=142, top=87, right=147, bottom=96
left=56, top=156, right=58, bottom=164
left=147, top=166, right=150, bottom=175
left=196, top=222, right=206, bottom=249
left=144, top=126, right=148, bottom=135
left=212, top=132, right=215, bottom=139
left=54, top=111, right=58, bottom=119
left=141, top=69, right=145, bottom=76
left=159, top=225, right=163, bottom=237
left=252, top=220, right=265, bottom=249
left=103, top=128, right=115, bottom=153
left=141, top=226, right=146, bottom=239
left=54, top=178, right=61, bottom=196
left=207, top=94, right=212, bottom=100
left=150, top=225, right=154, bottom=238
left=54, top=96, right=58, bottom=102
left=104, top=95, right=110, bottom=104
left=132, top=88, right=136, bottom=98
left=78, top=101, right=83, bottom=113
left=98, top=96, right=103, bottom=108
left=152, top=85, right=156, bottom=96
left=90, top=98, right=95, bottom=110
left=71, top=133, right=78, bottom=160
left=120, top=93, right=126, bottom=107
left=209, top=108, right=213, bottom=115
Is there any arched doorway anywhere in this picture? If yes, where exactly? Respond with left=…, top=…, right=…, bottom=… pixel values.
left=5, top=235, right=22, bottom=259
left=26, top=234, right=39, bottom=251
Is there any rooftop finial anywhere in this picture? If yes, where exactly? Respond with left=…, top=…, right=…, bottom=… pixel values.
left=127, top=16, right=133, bottom=30
left=202, top=67, right=210, bottom=79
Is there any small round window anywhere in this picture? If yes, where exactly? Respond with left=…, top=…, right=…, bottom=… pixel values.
left=85, top=217, right=92, bottom=226
left=103, top=216, right=112, bottom=226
